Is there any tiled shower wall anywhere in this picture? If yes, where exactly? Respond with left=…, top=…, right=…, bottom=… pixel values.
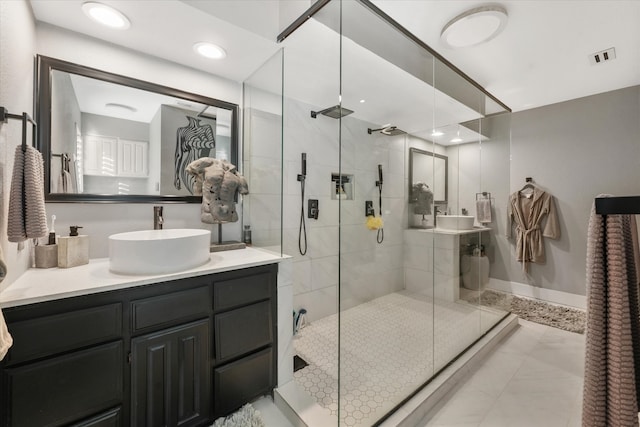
left=245, top=98, right=406, bottom=322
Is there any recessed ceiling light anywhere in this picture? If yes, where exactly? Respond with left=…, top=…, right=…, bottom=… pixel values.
left=441, top=5, right=507, bottom=49
left=431, top=131, right=444, bottom=137
left=82, top=2, right=130, bottom=29
left=451, top=137, right=463, bottom=143
left=194, top=42, right=227, bottom=59
left=359, top=99, right=366, bottom=103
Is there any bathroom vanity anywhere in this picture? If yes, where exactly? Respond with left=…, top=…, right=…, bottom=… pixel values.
left=404, top=227, right=490, bottom=301
left=0, top=248, right=281, bottom=427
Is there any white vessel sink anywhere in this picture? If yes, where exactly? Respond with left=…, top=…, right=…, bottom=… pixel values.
left=436, top=215, right=475, bottom=230
left=109, top=229, right=211, bottom=275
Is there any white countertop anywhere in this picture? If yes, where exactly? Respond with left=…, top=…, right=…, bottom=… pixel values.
left=407, top=226, right=492, bottom=235
left=0, top=246, right=285, bottom=309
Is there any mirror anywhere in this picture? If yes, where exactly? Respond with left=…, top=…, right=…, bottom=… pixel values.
left=409, top=147, right=448, bottom=203
left=36, top=55, right=239, bottom=203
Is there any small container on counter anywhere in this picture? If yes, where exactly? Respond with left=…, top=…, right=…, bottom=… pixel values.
left=58, top=225, right=89, bottom=268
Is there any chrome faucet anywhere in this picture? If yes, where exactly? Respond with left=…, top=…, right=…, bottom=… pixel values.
left=153, top=206, right=164, bottom=230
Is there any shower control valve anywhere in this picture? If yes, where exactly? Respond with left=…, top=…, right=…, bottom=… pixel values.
left=308, top=199, right=319, bottom=220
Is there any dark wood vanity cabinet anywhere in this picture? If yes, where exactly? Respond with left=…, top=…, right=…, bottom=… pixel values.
left=0, top=263, right=278, bottom=427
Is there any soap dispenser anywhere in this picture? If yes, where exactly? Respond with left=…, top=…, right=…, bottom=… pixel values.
left=58, top=225, right=89, bottom=268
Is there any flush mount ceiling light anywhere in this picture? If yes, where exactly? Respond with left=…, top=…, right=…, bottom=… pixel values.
left=193, top=42, right=227, bottom=59
left=82, top=2, right=130, bottom=29
left=105, top=102, right=137, bottom=113
left=440, top=5, right=508, bottom=49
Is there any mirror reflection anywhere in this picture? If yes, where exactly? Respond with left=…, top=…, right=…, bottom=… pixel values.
left=409, top=147, right=448, bottom=203
left=38, top=55, right=238, bottom=202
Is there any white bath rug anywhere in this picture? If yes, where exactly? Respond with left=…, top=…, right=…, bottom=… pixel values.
left=210, top=403, right=266, bottom=427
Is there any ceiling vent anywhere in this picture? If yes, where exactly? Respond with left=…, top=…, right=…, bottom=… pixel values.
left=590, top=47, right=616, bottom=65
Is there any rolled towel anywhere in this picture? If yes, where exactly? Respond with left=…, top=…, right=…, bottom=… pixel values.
left=476, top=198, right=492, bottom=224
left=8, top=145, right=48, bottom=242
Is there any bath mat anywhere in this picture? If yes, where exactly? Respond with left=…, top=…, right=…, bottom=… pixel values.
left=210, top=403, right=265, bottom=427
left=293, top=354, right=308, bottom=372
left=468, top=289, right=586, bottom=334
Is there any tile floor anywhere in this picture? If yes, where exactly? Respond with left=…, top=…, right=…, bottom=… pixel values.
left=293, top=291, right=505, bottom=426
left=418, top=319, right=585, bottom=427
left=259, top=318, right=585, bottom=426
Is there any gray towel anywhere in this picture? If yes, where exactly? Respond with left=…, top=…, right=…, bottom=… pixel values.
left=582, top=198, right=640, bottom=427
left=476, top=198, right=492, bottom=223
left=0, top=245, right=13, bottom=361
left=7, top=145, right=48, bottom=242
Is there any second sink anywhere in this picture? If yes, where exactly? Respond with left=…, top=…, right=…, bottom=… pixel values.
left=436, top=215, right=475, bottom=230
left=109, top=229, right=211, bottom=275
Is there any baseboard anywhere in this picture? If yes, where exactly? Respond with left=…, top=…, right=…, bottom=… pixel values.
left=487, top=278, right=586, bottom=310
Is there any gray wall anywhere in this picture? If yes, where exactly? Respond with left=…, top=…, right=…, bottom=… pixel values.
left=506, top=85, right=640, bottom=296
left=0, top=0, right=36, bottom=290
left=50, top=71, right=82, bottom=193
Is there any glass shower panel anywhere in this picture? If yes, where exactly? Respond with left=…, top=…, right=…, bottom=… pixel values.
left=281, top=4, right=342, bottom=425
left=275, top=1, right=512, bottom=425
left=338, top=1, right=437, bottom=424
left=478, top=106, right=512, bottom=335
left=242, top=49, right=284, bottom=256
left=431, top=56, right=512, bottom=370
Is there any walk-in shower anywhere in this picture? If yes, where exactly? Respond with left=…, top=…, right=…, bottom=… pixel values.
left=243, top=0, right=512, bottom=425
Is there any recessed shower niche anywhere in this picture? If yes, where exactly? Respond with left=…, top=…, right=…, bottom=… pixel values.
left=331, top=173, right=354, bottom=200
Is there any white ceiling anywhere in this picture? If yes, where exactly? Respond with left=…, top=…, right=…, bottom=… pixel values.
left=30, top=0, right=640, bottom=115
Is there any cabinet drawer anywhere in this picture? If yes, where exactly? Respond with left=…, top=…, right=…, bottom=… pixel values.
left=70, top=407, right=121, bottom=427
left=213, top=348, right=273, bottom=417
left=131, top=286, right=210, bottom=333
left=6, top=303, right=122, bottom=365
left=2, top=341, right=123, bottom=427
left=214, top=301, right=272, bottom=362
left=213, top=271, right=273, bottom=312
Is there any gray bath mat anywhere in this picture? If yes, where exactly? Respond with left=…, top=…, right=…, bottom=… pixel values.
left=210, top=403, right=265, bottom=427
left=468, top=289, right=586, bottom=334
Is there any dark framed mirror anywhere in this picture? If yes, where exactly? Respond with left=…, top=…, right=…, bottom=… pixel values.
left=409, top=147, right=448, bottom=203
left=36, top=55, right=239, bottom=203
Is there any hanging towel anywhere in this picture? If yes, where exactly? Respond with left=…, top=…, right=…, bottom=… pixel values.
left=7, top=145, right=48, bottom=242
left=582, top=197, right=640, bottom=427
left=476, top=198, right=492, bottom=224
left=0, top=245, right=13, bottom=361
left=57, top=169, right=73, bottom=193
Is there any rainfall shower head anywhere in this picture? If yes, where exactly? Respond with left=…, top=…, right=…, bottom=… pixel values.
left=367, top=124, right=406, bottom=136
left=310, top=105, right=354, bottom=119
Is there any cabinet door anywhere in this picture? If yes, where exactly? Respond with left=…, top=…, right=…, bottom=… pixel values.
left=117, top=139, right=148, bottom=177
left=131, top=319, right=210, bottom=427
left=83, top=135, right=117, bottom=176
left=2, top=341, right=123, bottom=427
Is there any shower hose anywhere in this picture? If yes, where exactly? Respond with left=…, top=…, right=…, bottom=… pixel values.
left=377, top=182, right=384, bottom=244
left=299, top=177, right=308, bottom=255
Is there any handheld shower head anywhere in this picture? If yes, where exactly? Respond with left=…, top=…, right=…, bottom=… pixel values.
left=298, top=153, right=307, bottom=182
left=301, top=153, right=307, bottom=176
left=377, top=164, right=383, bottom=186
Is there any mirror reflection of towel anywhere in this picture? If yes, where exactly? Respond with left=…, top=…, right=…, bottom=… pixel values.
left=476, top=199, right=492, bottom=223
left=58, top=170, right=73, bottom=193
left=0, top=245, right=13, bottom=361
